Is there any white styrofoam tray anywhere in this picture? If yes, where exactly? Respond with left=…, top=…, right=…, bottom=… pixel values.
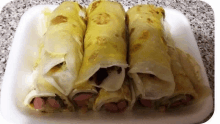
left=1, top=5, right=213, bottom=124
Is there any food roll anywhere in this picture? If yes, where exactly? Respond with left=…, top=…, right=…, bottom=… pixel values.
left=23, top=68, right=74, bottom=112
left=69, top=0, right=128, bottom=111
left=150, top=47, right=198, bottom=111
left=68, top=81, right=98, bottom=112
left=93, top=78, right=135, bottom=113
left=148, top=26, right=211, bottom=111
left=176, top=48, right=211, bottom=104
left=127, top=5, right=175, bottom=102
left=40, top=1, right=86, bottom=96
left=74, top=0, right=128, bottom=90
left=23, top=1, right=86, bottom=112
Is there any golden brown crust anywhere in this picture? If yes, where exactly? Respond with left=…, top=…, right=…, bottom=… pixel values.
left=50, top=15, right=68, bottom=25
left=90, top=1, right=101, bottom=13
left=91, top=13, right=111, bottom=25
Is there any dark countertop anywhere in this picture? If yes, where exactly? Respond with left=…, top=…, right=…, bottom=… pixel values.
left=0, top=0, right=214, bottom=122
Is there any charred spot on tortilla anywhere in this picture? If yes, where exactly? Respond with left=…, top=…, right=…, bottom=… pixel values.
left=72, top=24, right=77, bottom=28
left=149, top=10, right=154, bottom=14
left=129, top=28, right=135, bottom=36
left=137, top=5, right=142, bottom=12
left=147, top=18, right=153, bottom=24
left=115, top=34, right=119, bottom=37
left=89, top=51, right=99, bottom=62
left=90, top=1, right=101, bottom=12
left=51, top=15, right=68, bottom=25
left=139, top=30, right=150, bottom=40
left=92, top=13, right=110, bottom=25
left=122, top=30, right=126, bottom=41
left=95, top=68, right=109, bottom=85
left=130, top=43, right=142, bottom=53
left=111, top=43, right=119, bottom=52
left=97, top=36, right=107, bottom=45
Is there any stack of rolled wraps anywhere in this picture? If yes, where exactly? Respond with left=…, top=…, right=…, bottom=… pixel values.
left=24, top=1, right=87, bottom=112
left=69, top=0, right=135, bottom=113
left=127, top=4, right=211, bottom=111
left=23, top=0, right=211, bottom=113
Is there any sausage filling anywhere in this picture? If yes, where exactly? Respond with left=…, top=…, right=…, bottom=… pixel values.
left=73, top=93, right=96, bottom=110
left=30, top=95, right=67, bottom=111
left=103, top=100, right=128, bottom=113
left=140, top=94, right=194, bottom=111
left=89, top=66, right=122, bottom=85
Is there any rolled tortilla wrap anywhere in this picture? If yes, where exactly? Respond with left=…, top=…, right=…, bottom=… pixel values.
left=24, top=1, right=86, bottom=112
left=38, top=1, right=86, bottom=96
left=74, top=0, right=128, bottom=92
left=24, top=68, right=74, bottom=112
left=151, top=47, right=198, bottom=111
left=144, top=30, right=211, bottom=111
left=176, top=48, right=211, bottom=103
left=68, top=81, right=98, bottom=111
left=127, top=5, right=175, bottom=100
left=93, top=78, right=135, bottom=112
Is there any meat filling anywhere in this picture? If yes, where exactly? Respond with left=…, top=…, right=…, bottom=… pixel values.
left=73, top=93, right=95, bottom=109
left=33, top=97, right=45, bottom=110
left=47, top=98, right=60, bottom=109
left=103, top=100, right=128, bottom=113
left=140, top=99, right=153, bottom=108
left=31, top=95, right=67, bottom=111
left=89, top=66, right=122, bottom=85
left=169, top=95, right=193, bottom=108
